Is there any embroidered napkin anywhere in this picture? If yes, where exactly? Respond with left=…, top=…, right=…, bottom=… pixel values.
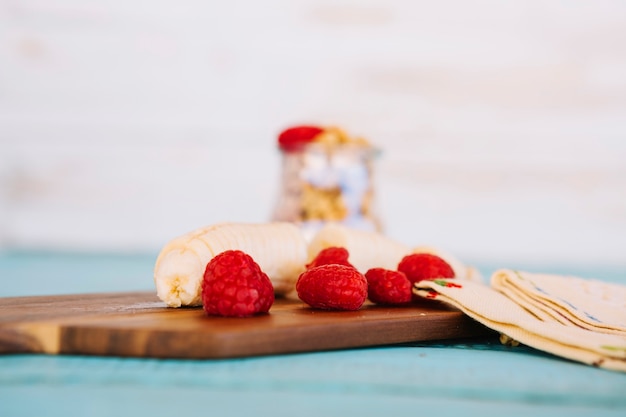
left=413, top=269, right=626, bottom=372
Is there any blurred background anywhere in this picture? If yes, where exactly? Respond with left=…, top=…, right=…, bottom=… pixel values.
left=1, top=0, right=625, bottom=268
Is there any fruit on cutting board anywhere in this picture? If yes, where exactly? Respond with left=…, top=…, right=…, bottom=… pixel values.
left=202, top=250, right=274, bottom=317
left=365, top=268, right=413, bottom=305
left=307, top=222, right=410, bottom=274
left=398, top=253, right=456, bottom=284
left=305, top=246, right=355, bottom=269
left=411, top=245, right=483, bottom=282
left=154, top=222, right=307, bottom=307
left=153, top=219, right=483, bottom=314
left=296, top=264, right=368, bottom=311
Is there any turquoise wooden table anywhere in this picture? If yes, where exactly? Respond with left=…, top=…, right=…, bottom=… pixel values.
left=1, top=251, right=625, bottom=417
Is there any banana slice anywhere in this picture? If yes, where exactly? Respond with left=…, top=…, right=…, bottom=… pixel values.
left=154, top=222, right=308, bottom=307
left=411, top=245, right=484, bottom=282
left=307, top=222, right=410, bottom=273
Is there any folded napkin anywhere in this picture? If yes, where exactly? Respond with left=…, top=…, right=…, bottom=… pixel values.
left=414, top=269, right=626, bottom=372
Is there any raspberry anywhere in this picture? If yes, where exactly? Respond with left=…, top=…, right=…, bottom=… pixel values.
left=277, top=125, right=323, bottom=151
left=365, top=268, right=412, bottom=305
left=296, top=264, right=368, bottom=311
left=397, top=253, right=455, bottom=284
left=201, top=250, right=274, bottom=317
left=306, top=246, right=354, bottom=269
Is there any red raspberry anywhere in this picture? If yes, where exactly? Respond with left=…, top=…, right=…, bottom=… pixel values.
left=365, top=268, right=412, bottom=305
left=397, top=253, right=455, bottom=284
left=306, top=246, right=354, bottom=269
left=296, top=264, right=368, bottom=311
left=277, top=125, right=323, bottom=151
left=201, top=250, right=274, bottom=317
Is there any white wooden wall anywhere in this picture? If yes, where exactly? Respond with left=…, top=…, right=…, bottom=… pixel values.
left=1, top=1, right=625, bottom=265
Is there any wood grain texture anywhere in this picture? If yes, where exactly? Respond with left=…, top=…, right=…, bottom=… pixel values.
left=0, top=292, right=490, bottom=359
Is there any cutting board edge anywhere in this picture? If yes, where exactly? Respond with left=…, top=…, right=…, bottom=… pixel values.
left=0, top=291, right=492, bottom=359
left=52, top=310, right=491, bottom=359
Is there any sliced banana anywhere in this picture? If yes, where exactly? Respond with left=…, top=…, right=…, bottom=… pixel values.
left=307, top=222, right=411, bottom=273
left=411, top=245, right=484, bottom=282
left=154, top=222, right=308, bottom=307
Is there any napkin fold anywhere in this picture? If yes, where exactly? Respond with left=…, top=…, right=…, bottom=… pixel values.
left=414, top=269, right=626, bottom=372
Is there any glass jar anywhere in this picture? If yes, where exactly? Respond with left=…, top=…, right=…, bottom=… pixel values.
left=271, top=141, right=382, bottom=241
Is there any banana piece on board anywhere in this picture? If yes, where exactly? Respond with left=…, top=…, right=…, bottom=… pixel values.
left=154, top=222, right=308, bottom=307
left=411, top=245, right=484, bottom=283
left=307, top=222, right=411, bottom=273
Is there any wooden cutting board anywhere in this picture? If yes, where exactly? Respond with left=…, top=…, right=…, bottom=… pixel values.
left=0, top=292, right=490, bottom=359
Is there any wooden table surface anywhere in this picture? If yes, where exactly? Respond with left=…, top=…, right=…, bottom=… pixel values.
left=1, top=251, right=625, bottom=417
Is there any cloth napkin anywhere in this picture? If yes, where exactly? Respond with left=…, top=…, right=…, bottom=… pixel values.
left=413, top=269, right=626, bottom=372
